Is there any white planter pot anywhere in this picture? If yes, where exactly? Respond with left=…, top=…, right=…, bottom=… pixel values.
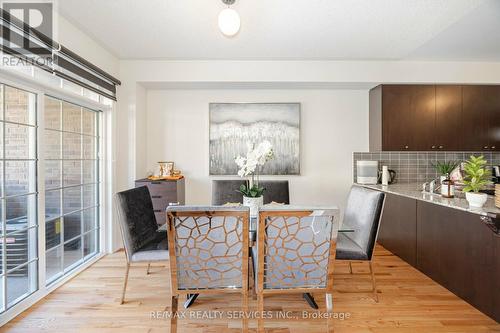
left=243, top=196, right=263, bottom=217
left=465, top=192, right=488, bottom=208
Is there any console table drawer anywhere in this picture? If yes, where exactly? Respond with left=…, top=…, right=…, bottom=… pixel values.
left=154, top=212, right=166, bottom=225
left=135, top=178, right=185, bottom=226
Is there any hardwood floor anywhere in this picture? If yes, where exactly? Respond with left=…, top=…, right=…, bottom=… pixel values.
left=2, top=245, right=499, bottom=333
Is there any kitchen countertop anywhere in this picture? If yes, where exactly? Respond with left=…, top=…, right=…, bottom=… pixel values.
left=354, top=183, right=500, bottom=216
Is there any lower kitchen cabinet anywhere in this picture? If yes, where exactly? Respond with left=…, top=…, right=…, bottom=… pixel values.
left=377, top=193, right=417, bottom=267
left=416, top=201, right=499, bottom=322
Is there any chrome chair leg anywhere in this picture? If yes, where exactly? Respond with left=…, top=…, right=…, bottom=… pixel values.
left=325, top=293, right=333, bottom=312
left=121, top=263, right=130, bottom=304
left=369, top=261, right=378, bottom=303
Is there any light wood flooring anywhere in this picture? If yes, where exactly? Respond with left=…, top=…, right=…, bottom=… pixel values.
left=1, top=245, right=499, bottom=333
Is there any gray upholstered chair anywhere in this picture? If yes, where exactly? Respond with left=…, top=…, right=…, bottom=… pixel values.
left=115, top=186, right=169, bottom=304
left=211, top=180, right=290, bottom=205
left=253, top=206, right=339, bottom=325
left=166, top=206, right=250, bottom=331
left=335, top=186, right=385, bottom=302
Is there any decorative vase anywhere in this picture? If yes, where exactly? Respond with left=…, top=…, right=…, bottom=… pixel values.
left=440, top=175, right=455, bottom=198
left=243, top=196, right=263, bottom=217
left=465, top=192, right=488, bottom=208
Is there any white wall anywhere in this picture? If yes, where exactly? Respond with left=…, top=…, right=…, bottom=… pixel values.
left=146, top=89, right=368, bottom=208
left=57, top=15, right=119, bottom=76
left=114, top=59, right=500, bottom=251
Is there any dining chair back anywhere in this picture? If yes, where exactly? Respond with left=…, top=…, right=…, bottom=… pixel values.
left=255, top=206, right=339, bottom=324
left=335, top=186, right=386, bottom=302
left=166, top=206, right=250, bottom=331
left=211, top=180, right=290, bottom=205
left=115, top=186, right=169, bottom=304
left=341, top=186, right=385, bottom=261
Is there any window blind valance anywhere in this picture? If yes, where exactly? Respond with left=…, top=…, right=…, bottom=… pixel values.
left=0, top=8, right=120, bottom=101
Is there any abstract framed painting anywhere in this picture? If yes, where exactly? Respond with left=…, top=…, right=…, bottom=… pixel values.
left=209, top=103, right=300, bottom=175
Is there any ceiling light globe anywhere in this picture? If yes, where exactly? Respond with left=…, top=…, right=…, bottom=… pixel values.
left=218, top=8, right=240, bottom=37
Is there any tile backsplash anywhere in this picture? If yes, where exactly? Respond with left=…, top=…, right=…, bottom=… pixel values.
left=353, top=152, right=500, bottom=184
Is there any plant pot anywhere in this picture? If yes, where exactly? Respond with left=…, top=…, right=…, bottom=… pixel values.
left=465, top=192, right=488, bottom=208
left=243, top=196, right=263, bottom=217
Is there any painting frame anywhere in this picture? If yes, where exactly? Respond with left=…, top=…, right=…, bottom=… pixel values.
left=209, top=102, right=301, bottom=176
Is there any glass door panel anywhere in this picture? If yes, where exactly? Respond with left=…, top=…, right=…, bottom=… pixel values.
left=43, top=97, right=100, bottom=285
left=0, top=84, right=37, bottom=313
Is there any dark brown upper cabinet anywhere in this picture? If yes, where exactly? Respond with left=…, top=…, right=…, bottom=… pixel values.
left=372, top=85, right=412, bottom=151
left=462, top=85, right=500, bottom=151
left=411, top=85, right=437, bottom=150
left=435, top=85, right=462, bottom=151
left=369, top=84, right=500, bottom=151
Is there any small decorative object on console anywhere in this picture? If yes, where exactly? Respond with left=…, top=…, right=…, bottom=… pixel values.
left=149, top=161, right=181, bottom=180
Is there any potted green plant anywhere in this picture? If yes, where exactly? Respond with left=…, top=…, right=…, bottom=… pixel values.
left=235, top=141, right=274, bottom=217
left=432, top=160, right=460, bottom=180
left=462, top=155, right=491, bottom=208
left=432, top=160, right=460, bottom=197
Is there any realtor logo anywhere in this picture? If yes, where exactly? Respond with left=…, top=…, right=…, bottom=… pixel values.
left=1, top=1, right=53, bottom=55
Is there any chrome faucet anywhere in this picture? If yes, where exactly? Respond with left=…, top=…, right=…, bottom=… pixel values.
left=422, top=177, right=441, bottom=194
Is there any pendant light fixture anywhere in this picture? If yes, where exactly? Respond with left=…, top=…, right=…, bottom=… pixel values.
left=218, top=0, right=240, bottom=37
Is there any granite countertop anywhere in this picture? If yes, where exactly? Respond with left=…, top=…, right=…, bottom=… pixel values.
left=354, top=183, right=500, bottom=216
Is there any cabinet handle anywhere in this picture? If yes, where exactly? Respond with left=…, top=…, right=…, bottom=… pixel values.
left=151, top=195, right=162, bottom=199
left=169, top=202, right=180, bottom=206
left=153, top=209, right=162, bottom=213
left=438, top=145, right=444, bottom=149
left=431, top=145, right=436, bottom=149
left=492, top=146, right=496, bottom=149
left=151, top=181, right=162, bottom=185
left=484, top=146, right=489, bottom=149
left=404, top=145, right=409, bottom=149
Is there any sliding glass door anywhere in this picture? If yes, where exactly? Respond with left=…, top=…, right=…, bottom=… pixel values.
left=0, top=83, right=102, bottom=313
left=44, top=96, right=100, bottom=284
left=0, top=84, right=38, bottom=312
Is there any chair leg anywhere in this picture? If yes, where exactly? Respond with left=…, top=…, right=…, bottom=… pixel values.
left=303, top=293, right=319, bottom=309
left=184, top=294, right=199, bottom=308
left=242, top=291, right=249, bottom=332
left=369, top=261, right=378, bottom=303
left=325, top=293, right=333, bottom=312
left=348, top=261, right=353, bottom=274
left=257, top=294, right=264, bottom=333
left=120, top=263, right=130, bottom=304
left=146, top=263, right=151, bottom=275
left=171, top=295, right=178, bottom=333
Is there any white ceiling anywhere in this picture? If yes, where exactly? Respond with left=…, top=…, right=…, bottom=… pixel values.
left=57, top=0, right=500, bottom=61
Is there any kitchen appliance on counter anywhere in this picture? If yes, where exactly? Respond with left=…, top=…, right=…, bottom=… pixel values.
left=493, top=166, right=500, bottom=184
left=357, top=160, right=378, bottom=185
left=378, top=167, right=397, bottom=185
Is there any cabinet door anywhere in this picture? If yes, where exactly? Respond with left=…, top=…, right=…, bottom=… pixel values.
left=410, top=85, right=436, bottom=151
left=485, top=85, right=500, bottom=151
left=382, top=85, right=413, bottom=150
left=435, top=85, right=462, bottom=151
left=417, top=201, right=497, bottom=321
left=377, top=193, right=417, bottom=267
left=462, top=86, right=490, bottom=151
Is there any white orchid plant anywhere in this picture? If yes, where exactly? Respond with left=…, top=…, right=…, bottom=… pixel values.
left=235, top=140, right=274, bottom=198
